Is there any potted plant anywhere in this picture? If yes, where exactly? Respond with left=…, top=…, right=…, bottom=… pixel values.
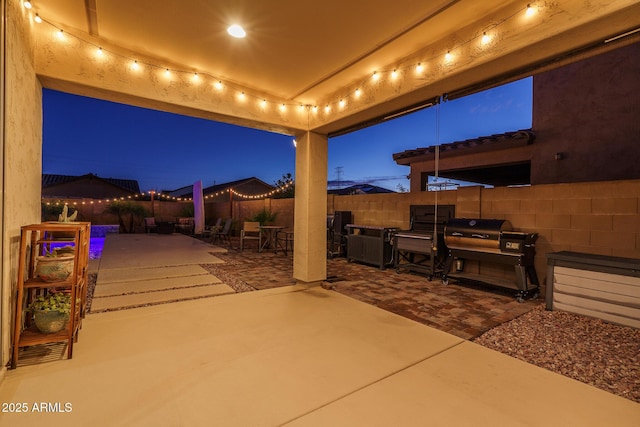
left=28, top=292, right=71, bottom=334
left=48, top=204, right=80, bottom=240
left=251, top=208, right=278, bottom=226
left=35, top=248, right=74, bottom=282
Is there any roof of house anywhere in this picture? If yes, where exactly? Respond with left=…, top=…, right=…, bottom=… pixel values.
left=166, top=177, right=275, bottom=198
left=42, top=173, right=141, bottom=194
left=328, top=183, right=396, bottom=195
left=392, top=129, right=535, bottom=162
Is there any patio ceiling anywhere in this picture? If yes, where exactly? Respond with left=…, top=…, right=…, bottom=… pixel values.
left=31, top=0, right=640, bottom=135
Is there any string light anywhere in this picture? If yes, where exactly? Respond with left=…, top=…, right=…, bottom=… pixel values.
left=23, top=1, right=32, bottom=9
left=35, top=3, right=542, bottom=120
left=526, top=4, right=535, bottom=17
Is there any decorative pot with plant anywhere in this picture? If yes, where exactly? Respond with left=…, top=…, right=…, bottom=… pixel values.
left=35, top=249, right=74, bottom=282
left=28, top=292, right=71, bottom=334
left=49, top=204, right=79, bottom=240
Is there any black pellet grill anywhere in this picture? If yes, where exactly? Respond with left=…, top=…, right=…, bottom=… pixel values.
left=442, top=218, right=540, bottom=302
left=393, top=205, right=455, bottom=279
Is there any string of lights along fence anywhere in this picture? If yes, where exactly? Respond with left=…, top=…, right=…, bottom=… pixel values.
left=42, top=180, right=295, bottom=206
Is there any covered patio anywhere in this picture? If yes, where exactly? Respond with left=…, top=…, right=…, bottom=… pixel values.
left=2, top=0, right=640, bottom=424
left=1, top=233, right=637, bottom=426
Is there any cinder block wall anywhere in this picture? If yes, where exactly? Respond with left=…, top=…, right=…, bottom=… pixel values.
left=330, top=179, right=640, bottom=288
left=50, top=179, right=640, bottom=289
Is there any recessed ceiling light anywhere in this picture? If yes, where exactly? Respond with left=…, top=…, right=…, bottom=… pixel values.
left=227, top=24, right=246, bottom=38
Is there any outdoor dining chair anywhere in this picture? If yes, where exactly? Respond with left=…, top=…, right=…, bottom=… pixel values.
left=212, top=218, right=233, bottom=246
left=240, top=221, right=261, bottom=251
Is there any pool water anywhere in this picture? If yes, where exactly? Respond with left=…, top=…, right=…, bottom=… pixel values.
left=89, top=237, right=105, bottom=259
left=49, top=237, right=105, bottom=260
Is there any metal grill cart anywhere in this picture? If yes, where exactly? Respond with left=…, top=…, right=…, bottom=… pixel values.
left=346, top=224, right=397, bottom=269
left=393, top=205, right=455, bottom=280
left=441, top=218, right=539, bottom=302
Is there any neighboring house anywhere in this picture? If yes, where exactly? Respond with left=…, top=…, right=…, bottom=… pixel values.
left=165, top=177, right=275, bottom=202
left=42, top=173, right=141, bottom=198
left=328, top=184, right=396, bottom=195
left=393, top=42, right=640, bottom=191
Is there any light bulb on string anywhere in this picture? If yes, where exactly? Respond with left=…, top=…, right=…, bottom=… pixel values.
left=526, top=4, right=535, bottom=17
left=416, top=63, right=424, bottom=73
left=391, top=69, right=398, bottom=80
left=445, top=50, right=453, bottom=61
left=34, top=14, right=42, bottom=23
left=481, top=32, right=490, bottom=45
left=354, top=88, right=361, bottom=98
left=23, top=1, right=32, bottom=9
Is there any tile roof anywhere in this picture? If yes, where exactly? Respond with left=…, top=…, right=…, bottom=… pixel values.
left=42, top=173, right=141, bottom=193
left=392, top=129, right=535, bottom=162
left=166, top=177, right=274, bottom=198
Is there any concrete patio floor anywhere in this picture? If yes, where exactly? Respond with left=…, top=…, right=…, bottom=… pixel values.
left=1, top=234, right=638, bottom=426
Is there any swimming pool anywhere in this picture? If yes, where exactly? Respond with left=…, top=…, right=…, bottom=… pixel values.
left=48, top=225, right=116, bottom=259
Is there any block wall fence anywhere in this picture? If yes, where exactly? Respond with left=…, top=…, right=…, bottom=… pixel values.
left=45, top=178, right=640, bottom=289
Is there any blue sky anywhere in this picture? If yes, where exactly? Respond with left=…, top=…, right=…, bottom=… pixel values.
left=43, top=77, right=532, bottom=192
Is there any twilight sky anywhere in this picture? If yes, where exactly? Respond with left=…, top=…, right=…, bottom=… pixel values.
left=42, top=77, right=532, bottom=192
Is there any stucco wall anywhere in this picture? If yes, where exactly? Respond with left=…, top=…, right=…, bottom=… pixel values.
left=2, top=0, right=43, bottom=371
left=531, top=42, right=640, bottom=184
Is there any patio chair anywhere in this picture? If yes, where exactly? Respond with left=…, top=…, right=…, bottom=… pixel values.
left=144, top=217, right=158, bottom=233
left=212, top=218, right=233, bottom=246
left=202, top=218, right=222, bottom=239
left=275, top=230, right=294, bottom=255
left=240, top=221, right=261, bottom=251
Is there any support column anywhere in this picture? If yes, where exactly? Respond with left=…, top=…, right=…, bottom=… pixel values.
left=293, top=131, right=327, bottom=283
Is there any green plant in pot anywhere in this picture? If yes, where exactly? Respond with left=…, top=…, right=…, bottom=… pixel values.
left=28, top=292, right=71, bottom=334
left=35, top=248, right=74, bottom=282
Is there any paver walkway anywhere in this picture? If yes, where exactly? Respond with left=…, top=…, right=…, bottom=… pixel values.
left=204, top=237, right=538, bottom=340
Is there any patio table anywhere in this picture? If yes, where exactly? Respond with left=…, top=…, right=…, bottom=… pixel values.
left=259, top=225, right=285, bottom=252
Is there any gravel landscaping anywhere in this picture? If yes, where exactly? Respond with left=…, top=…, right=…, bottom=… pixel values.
left=473, top=304, right=640, bottom=403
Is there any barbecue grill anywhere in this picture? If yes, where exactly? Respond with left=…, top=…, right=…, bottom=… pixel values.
left=442, top=218, right=539, bottom=302
left=393, top=205, right=454, bottom=279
